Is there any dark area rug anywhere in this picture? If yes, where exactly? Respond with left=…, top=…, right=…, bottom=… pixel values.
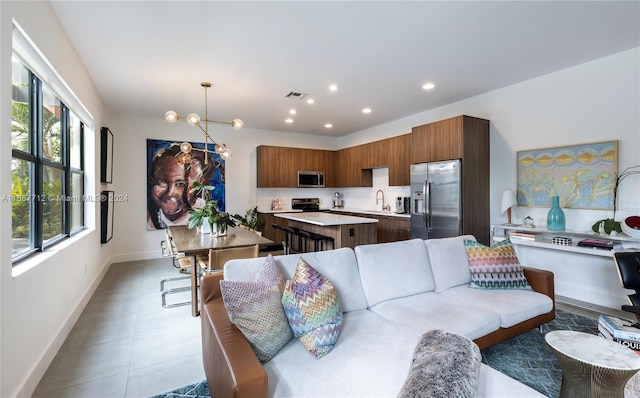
left=150, top=309, right=598, bottom=398
left=481, top=309, right=598, bottom=398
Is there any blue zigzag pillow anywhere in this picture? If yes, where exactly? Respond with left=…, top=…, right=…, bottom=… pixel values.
left=282, top=257, right=343, bottom=358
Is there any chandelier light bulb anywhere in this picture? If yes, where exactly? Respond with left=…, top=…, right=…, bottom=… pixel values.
left=165, top=111, right=179, bottom=123
left=221, top=148, right=232, bottom=158
left=214, top=143, right=225, bottom=153
left=232, top=119, right=244, bottom=130
left=179, top=142, right=192, bottom=154
left=186, top=113, right=201, bottom=126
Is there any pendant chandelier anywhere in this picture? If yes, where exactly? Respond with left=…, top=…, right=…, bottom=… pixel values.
left=164, top=81, right=243, bottom=162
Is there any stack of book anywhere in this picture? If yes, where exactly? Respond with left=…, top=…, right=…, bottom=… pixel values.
left=577, top=238, right=618, bottom=250
left=508, top=231, right=541, bottom=241
left=598, top=314, right=640, bottom=353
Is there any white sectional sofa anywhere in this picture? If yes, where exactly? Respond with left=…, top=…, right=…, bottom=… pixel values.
left=200, top=235, right=555, bottom=397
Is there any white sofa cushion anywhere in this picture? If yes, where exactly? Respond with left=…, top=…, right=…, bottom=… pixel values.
left=477, top=365, right=545, bottom=397
left=355, top=239, right=435, bottom=307
left=369, top=292, right=501, bottom=341
left=438, top=285, right=554, bottom=328
left=263, top=308, right=545, bottom=397
left=426, top=235, right=476, bottom=292
left=225, top=247, right=368, bottom=312
left=264, top=309, right=420, bottom=397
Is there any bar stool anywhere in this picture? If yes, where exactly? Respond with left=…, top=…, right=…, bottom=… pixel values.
left=271, top=223, right=290, bottom=254
left=287, top=227, right=307, bottom=253
left=319, top=234, right=334, bottom=251
left=306, top=231, right=334, bottom=252
left=297, top=230, right=313, bottom=253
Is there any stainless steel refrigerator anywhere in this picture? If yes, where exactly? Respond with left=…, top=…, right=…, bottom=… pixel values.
left=410, top=159, right=462, bottom=239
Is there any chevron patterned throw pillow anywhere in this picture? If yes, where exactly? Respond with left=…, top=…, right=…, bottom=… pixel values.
left=282, top=257, right=343, bottom=358
left=464, top=238, right=532, bottom=290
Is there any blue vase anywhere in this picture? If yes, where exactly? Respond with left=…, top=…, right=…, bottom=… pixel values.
left=547, top=196, right=566, bottom=231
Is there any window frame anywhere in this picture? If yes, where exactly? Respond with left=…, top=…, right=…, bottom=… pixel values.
left=11, top=61, right=87, bottom=264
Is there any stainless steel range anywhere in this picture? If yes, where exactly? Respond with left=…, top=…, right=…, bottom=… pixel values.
left=291, top=198, right=321, bottom=212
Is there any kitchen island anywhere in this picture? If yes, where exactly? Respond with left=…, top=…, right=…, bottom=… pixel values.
left=274, top=212, right=378, bottom=250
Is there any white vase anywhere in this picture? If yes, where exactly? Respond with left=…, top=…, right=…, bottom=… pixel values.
left=211, top=223, right=227, bottom=237
left=201, top=217, right=212, bottom=234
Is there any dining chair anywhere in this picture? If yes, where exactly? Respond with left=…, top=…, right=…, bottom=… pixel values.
left=160, top=229, right=207, bottom=308
left=203, top=244, right=260, bottom=273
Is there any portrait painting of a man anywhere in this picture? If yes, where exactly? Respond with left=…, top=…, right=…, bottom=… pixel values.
left=146, top=139, right=225, bottom=230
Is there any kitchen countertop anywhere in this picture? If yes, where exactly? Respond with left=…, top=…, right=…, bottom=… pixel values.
left=330, top=208, right=411, bottom=219
left=256, top=208, right=303, bottom=214
left=275, top=212, right=379, bottom=226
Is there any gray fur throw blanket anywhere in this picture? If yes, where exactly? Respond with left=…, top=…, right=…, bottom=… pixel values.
left=398, top=329, right=481, bottom=398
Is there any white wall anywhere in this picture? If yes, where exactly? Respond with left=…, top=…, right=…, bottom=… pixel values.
left=0, top=2, right=112, bottom=397
left=109, top=118, right=336, bottom=263
left=337, top=48, right=640, bottom=309
left=0, top=3, right=637, bottom=395
left=339, top=48, right=640, bottom=232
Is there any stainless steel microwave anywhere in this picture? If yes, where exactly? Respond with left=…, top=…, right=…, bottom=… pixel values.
left=297, top=171, right=325, bottom=188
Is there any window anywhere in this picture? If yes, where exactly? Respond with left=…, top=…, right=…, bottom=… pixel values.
left=11, top=55, right=85, bottom=263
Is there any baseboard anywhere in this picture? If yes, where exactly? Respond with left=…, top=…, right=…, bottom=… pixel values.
left=16, top=255, right=113, bottom=398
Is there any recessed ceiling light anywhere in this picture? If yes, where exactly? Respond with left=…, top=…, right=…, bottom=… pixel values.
left=362, top=108, right=372, bottom=114
left=307, top=98, right=315, bottom=104
left=289, top=109, right=297, bottom=115
left=325, top=123, right=333, bottom=128
left=422, top=82, right=435, bottom=90
left=285, top=118, right=294, bottom=123
left=329, top=84, right=339, bottom=91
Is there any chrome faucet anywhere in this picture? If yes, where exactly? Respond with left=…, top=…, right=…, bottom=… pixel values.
left=376, top=190, right=390, bottom=211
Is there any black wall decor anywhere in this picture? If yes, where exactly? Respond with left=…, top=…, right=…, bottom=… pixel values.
left=101, top=127, right=113, bottom=183
left=101, top=191, right=114, bottom=243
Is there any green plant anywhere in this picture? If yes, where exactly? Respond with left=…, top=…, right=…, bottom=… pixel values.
left=591, top=165, right=640, bottom=234
left=187, top=182, right=237, bottom=231
left=232, top=206, right=265, bottom=232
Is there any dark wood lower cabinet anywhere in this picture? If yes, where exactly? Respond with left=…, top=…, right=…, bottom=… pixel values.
left=258, top=213, right=286, bottom=248
left=263, top=211, right=410, bottom=250
left=330, top=211, right=410, bottom=243
left=395, top=218, right=411, bottom=241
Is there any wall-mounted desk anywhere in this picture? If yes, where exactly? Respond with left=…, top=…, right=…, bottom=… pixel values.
left=492, top=224, right=640, bottom=310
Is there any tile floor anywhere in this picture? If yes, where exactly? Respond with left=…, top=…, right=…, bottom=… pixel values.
left=33, top=257, right=204, bottom=398
left=32, top=254, right=631, bottom=398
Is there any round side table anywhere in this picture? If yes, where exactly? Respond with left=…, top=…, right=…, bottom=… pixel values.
left=545, top=330, right=640, bottom=398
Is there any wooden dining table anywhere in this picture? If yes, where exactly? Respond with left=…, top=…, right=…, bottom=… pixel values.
left=167, top=225, right=274, bottom=316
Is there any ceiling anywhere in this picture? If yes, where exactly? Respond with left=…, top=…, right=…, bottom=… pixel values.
left=48, top=1, right=640, bottom=137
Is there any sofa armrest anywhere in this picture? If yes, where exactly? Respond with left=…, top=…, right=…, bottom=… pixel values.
left=201, top=272, right=268, bottom=398
left=523, top=266, right=555, bottom=308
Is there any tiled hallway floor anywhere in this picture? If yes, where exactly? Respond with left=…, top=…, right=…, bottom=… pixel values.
left=33, top=258, right=204, bottom=398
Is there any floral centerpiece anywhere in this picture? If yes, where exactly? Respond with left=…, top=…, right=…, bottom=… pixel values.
left=188, top=182, right=236, bottom=237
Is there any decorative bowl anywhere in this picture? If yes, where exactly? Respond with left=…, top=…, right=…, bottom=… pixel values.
left=621, top=216, right=640, bottom=238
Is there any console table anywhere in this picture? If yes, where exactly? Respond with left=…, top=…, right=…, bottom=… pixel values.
left=545, top=330, right=640, bottom=397
left=492, top=224, right=640, bottom=258
left=492, top=224, right=640, bottom=309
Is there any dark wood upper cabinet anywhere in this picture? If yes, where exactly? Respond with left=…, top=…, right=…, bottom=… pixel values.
left=257, top=145, right=336, bottom=188
left=387, top=134, right=411, bottom=186
left=411, top=115, right=491, bottom=245
left=334, top=134, right=411, bottom=187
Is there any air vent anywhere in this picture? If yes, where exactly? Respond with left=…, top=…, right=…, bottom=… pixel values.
left=284, top=91, right=308, bottom=100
